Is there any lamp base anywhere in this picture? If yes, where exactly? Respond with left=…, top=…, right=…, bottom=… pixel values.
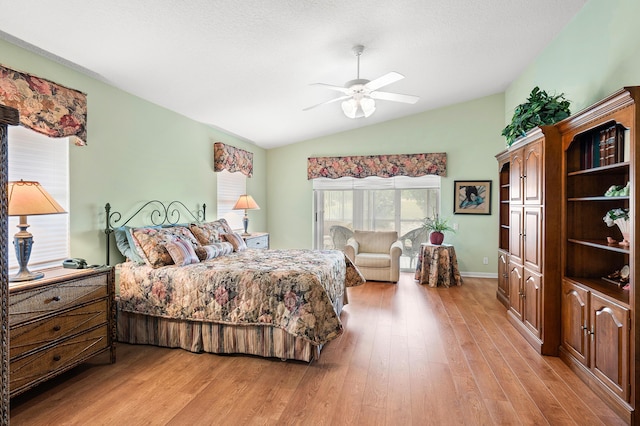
left=242, top=213, right=249, bottom=235
left=10, top=227, right=44, bottom=282
left=10, top=270, right=44, bottom=282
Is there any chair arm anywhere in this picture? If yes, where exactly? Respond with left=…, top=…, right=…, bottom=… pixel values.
left=389, top=240, right=403, bottom=283
left=344, top=237, right=359, bottom=262
left=390, top=240, right=403, bottom=259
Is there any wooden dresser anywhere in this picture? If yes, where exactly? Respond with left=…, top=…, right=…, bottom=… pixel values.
left=9, top=267, right=115, bottom=397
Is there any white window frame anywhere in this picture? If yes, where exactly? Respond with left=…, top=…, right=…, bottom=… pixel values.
left=312, top=175, right=441, bottom=248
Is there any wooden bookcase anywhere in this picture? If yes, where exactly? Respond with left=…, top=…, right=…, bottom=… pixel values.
left=557, top=87, right=640, bottom=424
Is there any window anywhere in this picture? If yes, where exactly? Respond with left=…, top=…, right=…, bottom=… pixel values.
left=7, top=126, right=70, bottom=272
left=313, top=175, right=440, bottom=269
left=216, top=169, right=246, bottom=230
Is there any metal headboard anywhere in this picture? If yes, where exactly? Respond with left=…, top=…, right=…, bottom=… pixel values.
left=104, top=200, right=206, bottom=265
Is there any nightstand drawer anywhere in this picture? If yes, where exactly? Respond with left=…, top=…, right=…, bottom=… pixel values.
left=244, top=233, right=269, bottom=249
left=10, top=325, right=109, bottom=395
left=10, top=299, right=109, bottom=359
left=10, top=274, right=108, bottom=326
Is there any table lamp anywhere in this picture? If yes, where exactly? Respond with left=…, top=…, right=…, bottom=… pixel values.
left=232, top=194, right=260, bottom=236
left=8, top=180, right=66, bottom=282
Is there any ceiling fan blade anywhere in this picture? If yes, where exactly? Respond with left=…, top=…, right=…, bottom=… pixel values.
left=364, top=71, right=404, bottom=91
left=370, top=91, right=419, bottom=104
left=303, top=95, right=352, bottom=111
left=310, top=83, right=350, bottom=94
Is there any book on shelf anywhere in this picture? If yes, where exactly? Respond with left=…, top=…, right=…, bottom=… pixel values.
left=580, top=124, right=630, bottom=169
left=605, top=126, right=616, bottom=165
left=599, top=129, right=607, bottom=166
left=618, top=126, right=631, bottom=162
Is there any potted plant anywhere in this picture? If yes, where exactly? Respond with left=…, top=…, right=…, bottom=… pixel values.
left=501, top=86, right=571, bottom=146
left=422, top=213, right=455, bottom=245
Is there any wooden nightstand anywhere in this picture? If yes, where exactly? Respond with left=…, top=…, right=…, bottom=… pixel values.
left=242, top=232, right=269, bottom=249
left=8, top=266, right=115, bottom=397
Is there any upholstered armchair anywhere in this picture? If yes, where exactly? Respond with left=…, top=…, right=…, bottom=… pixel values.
left=344, top=230, right=403, bottom=283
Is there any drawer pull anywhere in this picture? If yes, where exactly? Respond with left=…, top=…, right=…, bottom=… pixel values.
left=53, top=325, right=61, bottom=332
left=53, top=355, right=61, bottom=362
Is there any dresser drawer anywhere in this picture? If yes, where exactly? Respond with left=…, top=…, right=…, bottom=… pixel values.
left=10, top=274, right=108, bottom=325
left=245, top=234, right=269, bottom=249
left=10, top=299, right=108, bottom=359
left=10, top=324, right=109, bottom=395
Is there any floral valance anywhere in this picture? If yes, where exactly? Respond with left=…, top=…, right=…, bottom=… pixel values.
left=0, top=64, right=87, bottom=146
left=307, top=152, right=447, bottom=179
left=213, top=142, right=253, bottom=177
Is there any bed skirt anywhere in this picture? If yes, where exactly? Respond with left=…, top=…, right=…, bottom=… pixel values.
left=116, top=310, right=331, bottom=362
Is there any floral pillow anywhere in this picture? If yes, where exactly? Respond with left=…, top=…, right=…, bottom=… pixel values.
left=162, top=225, right=201, bottom=249
left=189, top=220, right=232, bottom=245
left=131, top=227, right=178, bottom=268
left=165, top=237, right=200, bottom=266
left=222, top=232, right=247, bottom=252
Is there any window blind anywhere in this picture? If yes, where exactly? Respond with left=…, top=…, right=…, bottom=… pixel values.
left=216, top=169, right=246, bottom=230
left=7, top=126, right=70, bottom=271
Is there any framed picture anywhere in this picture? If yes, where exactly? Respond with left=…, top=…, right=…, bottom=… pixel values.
left=453, top=180, right=492, bottom=215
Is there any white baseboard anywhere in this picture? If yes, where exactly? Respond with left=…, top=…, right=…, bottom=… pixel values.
left=460, top=272, right=498, bottom=279
left=401, top=270, right=498, bottom=279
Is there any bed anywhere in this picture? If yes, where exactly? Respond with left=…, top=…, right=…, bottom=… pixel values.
left=105, top=201, right=364, bottom=362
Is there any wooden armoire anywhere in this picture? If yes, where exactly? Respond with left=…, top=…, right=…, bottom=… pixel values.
left=496, top=125, right=562, bottom=356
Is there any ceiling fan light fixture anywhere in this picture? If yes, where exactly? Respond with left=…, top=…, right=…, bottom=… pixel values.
left=341, top=96, right=375, bottom=119
left=305, top=44, right=418, bottom=116
left=361, top=97, right=376, bottom=117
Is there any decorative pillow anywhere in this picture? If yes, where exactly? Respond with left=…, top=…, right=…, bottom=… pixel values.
left=189, top=222, right=220, bottom=245
left=162, top=225, right=201, bottom=249
left=165, top=237, right=200, bottom=266
left=196, top=244, right=220, bottom=261
left=189, top=219, right=235, bottom=245
left=130, top=227, right=178, bottom=268
left=195, top=242, right=234, bottom=261
left=113, top=226, right=146, bottom=264
left=222, top=232, right=247, bottom=252
left=215, top=218, right=234, bottom=233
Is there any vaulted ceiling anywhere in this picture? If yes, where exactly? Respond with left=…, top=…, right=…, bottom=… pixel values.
left=0, top=0, right=587, bottom=148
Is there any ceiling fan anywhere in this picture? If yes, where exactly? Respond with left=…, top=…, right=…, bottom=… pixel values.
left=304, top=45, right=419, bottom=119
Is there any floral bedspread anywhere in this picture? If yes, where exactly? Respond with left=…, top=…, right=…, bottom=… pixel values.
left=117, top=249, right=364, bottom=345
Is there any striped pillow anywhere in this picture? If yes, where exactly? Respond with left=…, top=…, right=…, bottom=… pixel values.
left=165, top=237, right=200, bottom=266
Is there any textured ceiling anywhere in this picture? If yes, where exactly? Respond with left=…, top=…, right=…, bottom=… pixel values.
left=0, top=0, right=586, bottom=149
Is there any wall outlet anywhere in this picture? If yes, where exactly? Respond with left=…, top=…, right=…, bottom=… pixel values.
left=483, top=257, right=489, bottom=265
left=453, top=223, right=459, bottom=231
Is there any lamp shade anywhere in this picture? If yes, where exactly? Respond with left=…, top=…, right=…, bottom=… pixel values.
left=8, top=180, right=66, bottom=216
left=233, top=194, right=260, bottom=211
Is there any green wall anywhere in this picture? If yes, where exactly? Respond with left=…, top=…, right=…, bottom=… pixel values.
left=7, top=0, right=636, bottom=276
left=267, top=93, right=506, bottom=275
left=1, top=38, right=267, bottom=266
left=505, top=0, right=640, bottom=124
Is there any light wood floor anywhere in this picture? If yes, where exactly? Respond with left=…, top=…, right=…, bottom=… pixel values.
left=10, top=274, right=626, bottom=425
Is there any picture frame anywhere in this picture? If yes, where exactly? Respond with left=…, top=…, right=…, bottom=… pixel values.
left=453, top=180, right=492, bottom=215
